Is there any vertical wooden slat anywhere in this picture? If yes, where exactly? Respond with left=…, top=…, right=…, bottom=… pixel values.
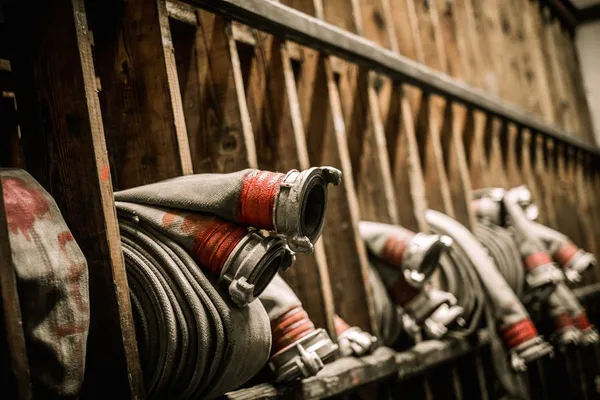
left=533, top=135, right=558, bottom=229
left=0, top=178, right=31, bottom=399
left=89, top=0, right=193, bottom=190
left=7, top=0, right=143, bottom=397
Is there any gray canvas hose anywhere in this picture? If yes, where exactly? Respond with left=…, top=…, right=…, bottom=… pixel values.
left=114, top=167, right=341, bottom=253
left=426, top=209, right=553, bottom=371
left=118, top=218, right=271, bottom=399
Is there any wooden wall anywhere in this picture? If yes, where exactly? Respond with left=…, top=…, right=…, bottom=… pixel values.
left=0, top=0, right=599, bottom=399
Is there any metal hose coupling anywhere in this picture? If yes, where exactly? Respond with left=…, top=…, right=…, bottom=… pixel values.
left=573, top=313, right=600, bottom=345
left=268, top=306, right=337, bottom=382
left=401, top=233, right=453, bottom=287
left=403, top=288, right=464, bottom=339
left=222, top=231, right=295, bottom=307
left=472, top=187, right=505, bottom=225
left=554, top=242, right=596, bottom=283
left=523, top=252, right=564, bottom=290
left=551, top=312, right=582, bottom=348
left=501, top=319, right=554, bottom=371
left=334, top=315, right=378, bottom=357
left=272, top=166, right=341, bottom=253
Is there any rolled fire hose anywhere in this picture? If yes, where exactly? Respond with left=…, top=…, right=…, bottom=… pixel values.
left=114, top=167, right=341, bottom=253
left=358, top=221, right=464, bottom=340
left=426, top=209, right=553, bottom=371
left=258, top=274, right=338, bottom=382
left=1, top=169, right=90, bottom=398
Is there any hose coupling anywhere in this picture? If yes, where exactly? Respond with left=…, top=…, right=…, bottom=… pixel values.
left=222, top=232, right=295, bottom=307
left=423, top=303, right=465, bottom=339
left=402, top=233, right=453, bottom=287
left=524, top=258, right=563, bottom=289
left=555, top=243, right=597, bottom=283
left=509, top=336, right=554, bottom=372
left=274, top=166, right=342, bottom=253
left=337, top=326, right=379, bottom=357
left=573, top=314, right=599, bottom=345
left=553, top=326, right=582, bottom=348
left=403, top=288, right=460, bottom=339
left=268, top=328, right=338, bottom=382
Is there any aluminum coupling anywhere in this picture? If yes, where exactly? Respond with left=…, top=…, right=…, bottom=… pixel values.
left=274, top=166, right=342, bottom=253
left=221, top=231, right=295, bottom=307
left=559, top=247, right=597, bottom=284
left=337, top=326, right=379, bottom=357
left=509, top=336, right=554, bottom=372
left=403, top=288, right=461, bottom=339
left=402, top=233, right=453, bottom=288
left=525, top=259, right=563, bottom=290
left=268, top=328, right=338, bottom=382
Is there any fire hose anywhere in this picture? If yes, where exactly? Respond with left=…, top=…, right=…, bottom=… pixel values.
left=114, top=167, right=341, bottom=398
left=425, top=209, right=553, bottom=371
left=358, top=221, right=464, bottom=341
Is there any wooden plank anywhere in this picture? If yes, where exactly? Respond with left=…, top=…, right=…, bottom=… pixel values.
left=169, top=10, right=258, bottom=173
left=183, top=0, right=600, bottom=156
left=6, top=0, right=143, bottom=397
left=0, top=96, right=24, bottom=169
left=532, top=135, right=558, bottom=228
left=0, top=172, right=32, bottom=399
left=231, top=28, right=337, bottom=335
left=290, top=0, right=377, bottom=334
left=89, top=0, right=192, bottom=190
left=520, top=129, right=547, bottom=220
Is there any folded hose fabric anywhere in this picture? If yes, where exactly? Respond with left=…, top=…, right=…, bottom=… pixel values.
left=115, top=167, right=340, bottom=398
left=1, top=169, right=89, bottom=398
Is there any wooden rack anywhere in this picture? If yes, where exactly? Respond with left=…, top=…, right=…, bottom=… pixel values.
left=0, top=0, right=599, bottom=398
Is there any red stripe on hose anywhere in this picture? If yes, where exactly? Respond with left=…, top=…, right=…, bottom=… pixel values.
left=271, top=305, right=315, bottom=355
left=573, top=313, right=592, bottom=331
left=238, top=170, right=286, bottom=230
left=163, top=212, right=248, bottom=275
left=524, top=251, right=553, bottom=271
left=501, top=319, right=539, bottom=349
left=552, top=312, right=574, bottom=332
left=334, top=314, right=351, bottom=335
left=554, top=242, right=579, bottom=268
left=390, top=274, right=421, bottom=307
left=381, top=232, right=414, bottom=269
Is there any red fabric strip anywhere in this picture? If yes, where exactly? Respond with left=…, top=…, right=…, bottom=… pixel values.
left=501, top=319, right=539, bottom=349
left=573, top=313, right=592, bottom=331
left=238, top=170, right=286, bottom=230
left=381, top=232, right=414, bottom=269
left=552, top=312, right=575, bottom=332
left=554, top=242, right=579, bottom=268
left=271, top=306, right=315, bottom=355
left=524, top=251, right=553, bottom=271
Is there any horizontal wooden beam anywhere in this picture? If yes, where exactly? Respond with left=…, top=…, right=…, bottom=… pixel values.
left=183, top=0, right=600, bottom=157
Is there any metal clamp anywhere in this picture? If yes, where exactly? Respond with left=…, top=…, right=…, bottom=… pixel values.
left=274, top=166, right=342, bottom=253
left=526, top=262, right=563, bottom=289
left=509, top=336, right=554, bottom=372
left=402, top=233, right=452, bottom=288
left=337, top=327, right=378, bottom=357
left=221, top=231, right=295, bottom=307
left=268, top=328, right=338, bottom=382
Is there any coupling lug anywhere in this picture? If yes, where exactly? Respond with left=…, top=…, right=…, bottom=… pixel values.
left=337, top=326, right=378, bottom=357
left=526, top=262, right=563, bottom=289
left=423, top=303, right=465, bottom=339
left=228, top=277, right=255, bottom=308
left=509, top=336, right=554, bottom=372
left=268, top=328, right=338, bottom=382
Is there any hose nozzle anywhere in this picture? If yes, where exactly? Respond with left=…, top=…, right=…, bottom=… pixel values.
left=274, top=166, right=342, bottom=253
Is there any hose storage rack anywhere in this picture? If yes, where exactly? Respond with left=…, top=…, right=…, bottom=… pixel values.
left=1, top=0, right=600, bottom=398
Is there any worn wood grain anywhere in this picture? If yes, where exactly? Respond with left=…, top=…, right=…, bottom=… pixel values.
left=7, top=0, right=143, bottom=396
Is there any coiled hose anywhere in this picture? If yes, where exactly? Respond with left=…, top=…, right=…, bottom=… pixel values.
left=114, top=167, right=341, bottom=397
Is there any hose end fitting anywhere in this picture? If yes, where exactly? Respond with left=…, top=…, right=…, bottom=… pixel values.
left=555, top=243, right=596, bottom=283
left=402, top=233, right=452, bottom=287
left=222, top=232, right=295, bottom=307
left=404, top=288, right=460, bottom=339
left=573, top=314, right=599, bottom=345
left=274, top=166, right=342, bottom=253
left=268, top=328, right=338, bottom=382
left=334, top=315, right=378, bottom=357
left=502, top=319, right=553, bottom=371
left=423, top=303, right=465, bottom=339
left=524, top=253, right=563, bottom=289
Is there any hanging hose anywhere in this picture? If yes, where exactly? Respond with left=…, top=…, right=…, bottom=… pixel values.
left=114, top=167, right=341, bottom=253
left=258, top=274, right=338, bottom=382
left=426, top=209, right=553, bottom=371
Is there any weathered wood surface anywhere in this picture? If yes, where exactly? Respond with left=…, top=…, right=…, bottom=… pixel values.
left=6, top=0, right=143, bottom=397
